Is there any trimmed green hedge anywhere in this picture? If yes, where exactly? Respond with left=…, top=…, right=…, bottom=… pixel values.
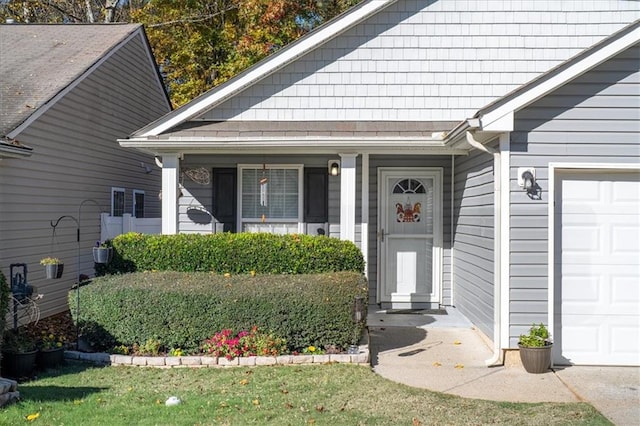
left=96, top=233, right=364, bottom=275
left=70, top=271, right=367, bottom=353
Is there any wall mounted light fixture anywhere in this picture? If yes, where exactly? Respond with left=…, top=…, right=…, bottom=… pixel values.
left=517, top=167, right=536, bottom=190
left=328, top=160, right=341, bottom=176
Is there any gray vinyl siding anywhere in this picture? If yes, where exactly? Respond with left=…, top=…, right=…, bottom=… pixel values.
left=0, top=33, right=170, bottom=319
left=508, top=44, right=640, bottom=347
left=199, top=1, right=637, bottom=122
left=452, top=147, right=495, bottom=340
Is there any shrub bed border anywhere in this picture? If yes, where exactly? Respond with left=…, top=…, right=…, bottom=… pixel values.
left=63, top=333, right=370, bottom=368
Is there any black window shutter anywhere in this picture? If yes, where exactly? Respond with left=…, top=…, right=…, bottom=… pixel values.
left=212, top=168, right=237, bottom=232
left=304, top=168, right=328, bottom=223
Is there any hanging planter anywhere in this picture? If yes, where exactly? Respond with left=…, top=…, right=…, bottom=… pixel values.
left=40, top=257, right=63, bottom=280
left=92, top=246, right=112, bottom=264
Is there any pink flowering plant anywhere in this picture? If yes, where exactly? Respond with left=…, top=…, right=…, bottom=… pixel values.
left=201, top=326, right=287, bottom=360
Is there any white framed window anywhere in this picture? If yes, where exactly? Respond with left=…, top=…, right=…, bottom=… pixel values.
left=133, top=190, right=145, bottom=218
left=238, top=164, right=303, bottom=234
left=111, top=187, right=125, bottom=217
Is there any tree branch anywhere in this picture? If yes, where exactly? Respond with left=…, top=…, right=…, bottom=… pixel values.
left=147, top=6, right=237, bottom=28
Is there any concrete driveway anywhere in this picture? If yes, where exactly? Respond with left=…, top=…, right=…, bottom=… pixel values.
left=367, top=309, right=640, bottom=425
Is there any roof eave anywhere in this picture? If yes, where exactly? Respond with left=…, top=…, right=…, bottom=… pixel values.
left=0, top=142, right=33, bottom=159
left=119, top=136, right=467, bottom=156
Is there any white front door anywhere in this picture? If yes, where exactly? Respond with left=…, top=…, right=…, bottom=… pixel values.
left=378, top=168, right=442, bottom=308
left=554, top=171, right=640, bottom=366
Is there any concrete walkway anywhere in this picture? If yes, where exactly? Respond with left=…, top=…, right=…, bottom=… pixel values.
left=367, top=308, right=640, bottom=425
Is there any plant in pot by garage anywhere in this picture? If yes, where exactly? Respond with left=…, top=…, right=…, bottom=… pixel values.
left=518, top=323, right=553, bottom=374
left=40, top=257, right=63, bottom=279
left=92, top=241, right=113, bottom=264
left=36, top=332, right=66, bottom=370
left=1, top=329, right=38, bottom=380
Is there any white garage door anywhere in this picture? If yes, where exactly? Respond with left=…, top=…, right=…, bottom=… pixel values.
left=554, top=171, right=640, bottom=366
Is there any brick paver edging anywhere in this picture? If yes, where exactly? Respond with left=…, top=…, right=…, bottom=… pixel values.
left=63, top=349, right=369, bottom=368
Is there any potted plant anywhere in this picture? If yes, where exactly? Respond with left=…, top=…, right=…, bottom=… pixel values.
left=40, top=257, right=63, bottom=279
left=92, top=241, right=112, bottom=264
left=36, top=332, right=66, bottom=369
left=1, top=329, right=38, bottom=379
left=518, top=323, right=553, bottom=374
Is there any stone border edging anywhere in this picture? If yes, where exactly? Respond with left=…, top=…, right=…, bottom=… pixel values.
left=64, top=349, right=369, bottom=368
left=63, top=330, right=370, bottom=368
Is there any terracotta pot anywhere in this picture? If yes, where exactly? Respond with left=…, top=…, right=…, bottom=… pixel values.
left=518, top=343, right=552, bottom=374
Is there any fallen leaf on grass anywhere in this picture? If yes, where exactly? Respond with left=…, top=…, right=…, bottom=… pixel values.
left=252, top=399, right=260, bottom=406
left=26, top=413, right=40, bottom=421
left=285, top=402, right=294, bottom=409
left=432, top=361, right=442, bottom=367
left=239, top=379, right=249, bottom=386
left=315, top=405, right=325, bottom=413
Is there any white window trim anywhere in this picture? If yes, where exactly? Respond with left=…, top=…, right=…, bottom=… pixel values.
left=237, top=164, right=304, bottom=233
left=111, top=187, right=125, bottom=217
left=133, top=189, right=145, bottom=218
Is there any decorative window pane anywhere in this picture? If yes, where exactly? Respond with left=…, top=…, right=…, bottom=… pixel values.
left=393, top=179, right=426, bottom=194
left=241, top=167, right=299, bottom=221
left=111, top=188, right=125, bottom=217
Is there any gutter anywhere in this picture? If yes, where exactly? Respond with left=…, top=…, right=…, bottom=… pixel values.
left=0, top=138, right=33, bottom=159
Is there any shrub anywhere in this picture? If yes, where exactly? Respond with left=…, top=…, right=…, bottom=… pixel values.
left=70, top=271, right=367, bottom=353
left=95, top=232, right=364, bottom=276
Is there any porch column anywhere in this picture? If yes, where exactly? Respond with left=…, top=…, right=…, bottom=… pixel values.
left=161, top=153, right=179, bottom=235
left=339, top=153, right=357, bottom=242
left=361, top=153, right=369, bottom=276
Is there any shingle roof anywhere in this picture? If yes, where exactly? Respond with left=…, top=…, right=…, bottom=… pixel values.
left=0, top=23, right=142, bottom=138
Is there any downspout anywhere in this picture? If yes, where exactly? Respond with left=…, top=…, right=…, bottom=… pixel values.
left=450, top=155, right=455, bottom=306
left=466, top=131, right=503, bottom=366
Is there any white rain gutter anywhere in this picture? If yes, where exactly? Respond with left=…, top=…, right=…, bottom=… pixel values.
left=466, top=130, right=504, bottom=367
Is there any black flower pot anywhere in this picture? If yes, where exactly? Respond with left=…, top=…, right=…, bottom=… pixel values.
left=518, top=343, right=553, bottom=374
left=1, top=350, right=38, bottom=379
left=37, top=347, right=65, bottom=370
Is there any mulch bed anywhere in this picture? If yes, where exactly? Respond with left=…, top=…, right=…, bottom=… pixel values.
left=23, top=310, right=77, bottom=348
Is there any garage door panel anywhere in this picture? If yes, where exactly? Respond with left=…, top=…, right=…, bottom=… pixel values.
left=555, top=171, right=640, bottom=366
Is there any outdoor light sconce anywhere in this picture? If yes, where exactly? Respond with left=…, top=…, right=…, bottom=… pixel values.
left=518, top=167, right=536, bottom=191
left=328, top=160, right=341, bottom=176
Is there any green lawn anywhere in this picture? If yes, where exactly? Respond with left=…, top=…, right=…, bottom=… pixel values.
left=2, top=362, right=610, bottom=425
